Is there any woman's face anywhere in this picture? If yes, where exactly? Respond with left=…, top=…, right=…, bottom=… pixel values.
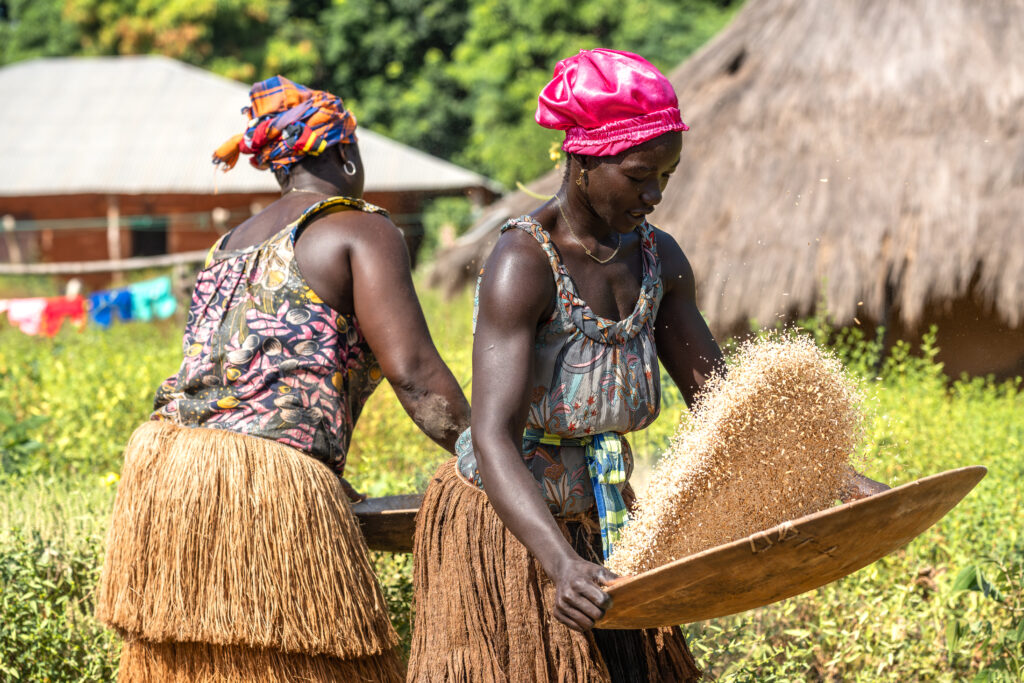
left=584, top=132, right=682, bottom=233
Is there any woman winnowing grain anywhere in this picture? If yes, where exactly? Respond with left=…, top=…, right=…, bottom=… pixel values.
left=94, top=76, right=469, bottom=682
left=409, top=49, right=887, bottom=682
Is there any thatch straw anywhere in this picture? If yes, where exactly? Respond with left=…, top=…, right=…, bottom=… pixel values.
left=117, top=637, right=403, bottom=683
left=607, top=335, right=864, bottom=576
left=96, top=420, right=398, bottom=660
left=429, top=0, right=1024, bottom=335
left=409, top=459, right=701, bottom=682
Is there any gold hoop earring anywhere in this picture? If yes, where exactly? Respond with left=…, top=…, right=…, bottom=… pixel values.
left=576, top=168, right=586, bottom=187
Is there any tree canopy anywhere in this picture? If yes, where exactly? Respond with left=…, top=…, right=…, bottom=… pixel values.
left=1, top=0, right=740, bottom=186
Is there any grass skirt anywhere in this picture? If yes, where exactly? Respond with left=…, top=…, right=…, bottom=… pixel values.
left=408, top=458, right=702, bottom=682
left=95, top=420, right=403, bottom=682
left=116, top=637, right=403, bottom=682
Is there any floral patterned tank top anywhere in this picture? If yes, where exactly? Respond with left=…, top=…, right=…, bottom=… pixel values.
left=152, top=197, right=388, bottom=476
left=458, top=216, right=665, bottom=517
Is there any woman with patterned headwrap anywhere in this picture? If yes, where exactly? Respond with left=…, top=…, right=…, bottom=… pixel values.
left=95, top=76, right=470, bottom=682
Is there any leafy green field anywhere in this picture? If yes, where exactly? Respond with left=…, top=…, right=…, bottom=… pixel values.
left=1, top=285, right=1021, bottom=681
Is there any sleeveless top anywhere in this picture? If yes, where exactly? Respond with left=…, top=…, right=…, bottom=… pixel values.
left=152, top=197, right=388, bottom=476
left=457, top=216, right=665, bottom=525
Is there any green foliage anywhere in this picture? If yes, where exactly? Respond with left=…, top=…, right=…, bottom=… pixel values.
left=0, top=274, right=63, bottom=299
left=419, top=196, right=477, bottom=261
left=63, top=0, right=298, bottom=74
left=370, top=552, right=416, bottom=656
left=0, top=0, right=82, bottom=64
left=319, top=0, right=472, bottom=160
left=945, top=553, right=1024, bottom=678
left=1, top=286, right=1021, bottom=680
left=0, top=410, right=48, bottom=475
left=448, top=0, right=741, bottom=186
left=0, top=321, right=181, bottom=477
left=0, top=479, right=119, bottom=682
left=0, top=531, right=119, bottom=681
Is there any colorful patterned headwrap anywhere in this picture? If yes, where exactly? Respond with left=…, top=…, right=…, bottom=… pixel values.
left=212, top=76, right=358, bottom=173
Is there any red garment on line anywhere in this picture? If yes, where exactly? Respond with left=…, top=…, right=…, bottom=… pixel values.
left=40, top=296, right=86, bottom=337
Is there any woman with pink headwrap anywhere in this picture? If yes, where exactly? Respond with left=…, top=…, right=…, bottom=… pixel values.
left=409, top=49, right=713, bottom=682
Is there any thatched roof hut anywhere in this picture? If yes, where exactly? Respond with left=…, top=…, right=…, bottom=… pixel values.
left=430, top=0, right=1024, bottom=377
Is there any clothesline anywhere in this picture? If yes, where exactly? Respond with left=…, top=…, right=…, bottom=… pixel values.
left=0, top=249, right=209, bottom=276
left=1, top=212, right=425, bottom=234
left=0, top=276, right=178, bottom=337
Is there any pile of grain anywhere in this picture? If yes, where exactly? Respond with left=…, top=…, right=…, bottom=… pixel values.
left=607, top=334, right=865, bottom=575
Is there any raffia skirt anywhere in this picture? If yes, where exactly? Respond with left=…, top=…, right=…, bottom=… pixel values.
left=94, top=420, right=404, bottom=682
left=408, top=458, right=702, bottom=682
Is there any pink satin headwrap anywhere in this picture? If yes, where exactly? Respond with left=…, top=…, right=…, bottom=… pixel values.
left=536, top=48, right=688, bottom=157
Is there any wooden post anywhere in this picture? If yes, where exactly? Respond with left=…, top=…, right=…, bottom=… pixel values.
left=106, top=196, right=122, bottom=284
left=172, top=262, right=192, bottom=319
left=2, top=214, right=22, bottom=264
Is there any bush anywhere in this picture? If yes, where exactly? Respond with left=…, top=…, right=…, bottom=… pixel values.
left=0, top=522, right=118, bottom=681
left=0, top=411, right=47, bottom=475
left=418, top=196, right=478, bottom=263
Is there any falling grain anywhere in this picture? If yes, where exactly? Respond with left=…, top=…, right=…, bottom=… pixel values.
left=607, top=334, right=864, bottom=575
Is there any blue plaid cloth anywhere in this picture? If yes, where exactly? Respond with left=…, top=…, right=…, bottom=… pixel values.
left=523, top=428, right=629, bottom=559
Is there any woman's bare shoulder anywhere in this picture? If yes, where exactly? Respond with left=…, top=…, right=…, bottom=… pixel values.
left=478, top=223, right=556, bottom=323
left=650, top=225, right=696, bottom=291
left=490, top=222, right=553, bottom=271
left=301, top=209, right=404, bottom=258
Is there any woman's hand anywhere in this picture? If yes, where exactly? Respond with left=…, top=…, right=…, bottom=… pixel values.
left=339, top=477, right=367, bottom=504
left=549, top=553, right=618, bottom=632
left=840, top=472, right=891, bottom=502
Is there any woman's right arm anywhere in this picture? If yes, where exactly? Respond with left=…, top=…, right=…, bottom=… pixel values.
left=472, top=232, right=616, bottom=632
left=348, top=215, right=470, bottom=453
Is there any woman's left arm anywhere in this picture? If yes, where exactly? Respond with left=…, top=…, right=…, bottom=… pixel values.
left=652, top=230, right=724, bottom=407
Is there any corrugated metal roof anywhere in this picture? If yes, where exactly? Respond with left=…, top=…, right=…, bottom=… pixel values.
left=0, top=56, right=495, bottom=196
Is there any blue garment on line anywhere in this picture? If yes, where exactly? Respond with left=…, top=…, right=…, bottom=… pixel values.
left=87, top=289, right=133, bottom=329
left=127, top=276, right=177, bottom=321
